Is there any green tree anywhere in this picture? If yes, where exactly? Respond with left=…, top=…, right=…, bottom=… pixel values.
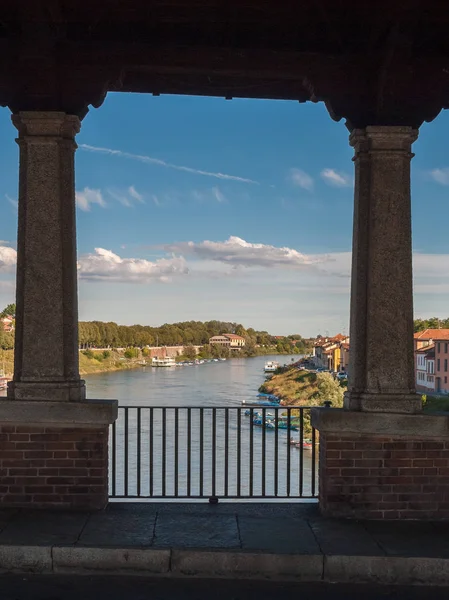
left=315, top=373, right=344, bottom=407
left=183, top=344, right=197, bottom=360
left=0, top=303, right=16, bottom=318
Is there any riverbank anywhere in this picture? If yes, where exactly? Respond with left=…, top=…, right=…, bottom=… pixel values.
left=259, top=366, right=345, bottom=407
left=0, top=349, right=143, bottom=378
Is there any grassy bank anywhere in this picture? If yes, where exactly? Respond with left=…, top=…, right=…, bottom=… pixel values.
left=79, top=350, right=144, bottom=375
left=259, top=367, right=345, bottom=407
left=1, top=349, right=143, bottom=378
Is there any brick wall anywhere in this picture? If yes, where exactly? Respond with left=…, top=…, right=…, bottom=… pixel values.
left=0, top=425, right=109, bottom=509
left=320, top=432, right=449, bottom=519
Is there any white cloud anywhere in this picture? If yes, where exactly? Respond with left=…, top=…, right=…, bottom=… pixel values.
left=78, top=248, right=188, bottom=283
left=128, top=186, right=144, bottom=202
left=5, top=194, right=18, bottom=210
left=165, top=236, right=330, bottom=270
left=80, top=144, right=259, bottom=184
left=75, top=188, right=106, bottom=212
left=193, top=187, right=227, bottom=203
left=429, top=168, right=449, bottom=185
left=320, top=169, right=353, bottom=188
left=290, top=168, right=314, bottom=191
left=0, top=246, right=17, bottom=273
left=212, top=187, right=226, bottom=202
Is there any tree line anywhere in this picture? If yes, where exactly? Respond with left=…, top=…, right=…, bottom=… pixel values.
left=78, top=320, right=310, bottom=354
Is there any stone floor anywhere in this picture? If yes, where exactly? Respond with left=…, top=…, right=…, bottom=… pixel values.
left=0, top=503, right=449, bottom=585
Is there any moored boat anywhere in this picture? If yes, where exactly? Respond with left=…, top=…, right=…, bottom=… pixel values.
left=264, top=361, right=279, bottom=373
left=151, top=357, right=176, bottom=367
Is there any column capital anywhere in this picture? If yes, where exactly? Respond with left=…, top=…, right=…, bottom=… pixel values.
left=12, top=111, right=80, bottom=140
left=350, top=126, right=419, bottom=154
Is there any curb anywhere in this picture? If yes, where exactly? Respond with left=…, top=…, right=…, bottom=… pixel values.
left=0, top=545, right=449, bottom=586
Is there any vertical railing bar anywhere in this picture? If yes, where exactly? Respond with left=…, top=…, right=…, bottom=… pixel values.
left=262, top=407, right=266, bottom=497
left=274, top=408, right=279, bottom=497
left=299, top=407, right=304, bottom=497
left=286, top=407, right=291, bottom=497
left=187, top=408, right=191, bottom=497
left=200, top=408, right=204, bottom=497
left=111, top=419, right=116, bottom=497
left=249, top=407, right=254, bottom=497
left=237, top=409, right=241, bottom=498
left=162, top=408, right=166, bottom=497
left=224, top=408, right=229, bottom=497
left=149, top=408, right=153, bottom=497
left=311, top=422, right=317, bottom=497
left=174, top=408, right=179, bottom=497
left=212, top=408, right=217, bottom=498
left=124, top=408, right=129, bottom=497
left=137, top=408, right=141, bottom=497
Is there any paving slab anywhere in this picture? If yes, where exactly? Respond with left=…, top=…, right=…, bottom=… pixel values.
left=0, top=511, right=88, bottom=546
left=53, top=546, right=170, bottom=574
left=363, top=520, right=449, bottom=558
left=238, top=516, right=320, bottom=554
left=78, top=511, right=156, bottom=547
left=151, top=502, right=320, bottom=519
left=324, top=555, right=449, bottom=586
left=309, top=519, right=384, bottom=556
left=154, top=513, right=240, bottom=548
left=171, top=549, right=323, bottom=580
left=0, top=545, right=52, bottom=573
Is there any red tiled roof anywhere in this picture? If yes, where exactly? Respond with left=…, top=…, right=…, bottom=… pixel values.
left=331, top=333, right=346, bottom=342
left=416, top=343, right=435, bottom=354
left=224, top=334, right=245, bottom=340
left=341, top=343, right=350, bottom=350
left=414, top=329, right=449, bottom=340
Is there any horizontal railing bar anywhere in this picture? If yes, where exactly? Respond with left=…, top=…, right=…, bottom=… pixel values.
left=115, top=406, right=317, bottom=410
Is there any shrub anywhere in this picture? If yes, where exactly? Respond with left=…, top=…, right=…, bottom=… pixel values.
left=102, top=350, right=111, bottom=359
left=83, top=349, right=94, bottom=359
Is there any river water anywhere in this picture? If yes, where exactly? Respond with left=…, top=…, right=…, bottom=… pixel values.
left=2, top=355, right=317, bottom=500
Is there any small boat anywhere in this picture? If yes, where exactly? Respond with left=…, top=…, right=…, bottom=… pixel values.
left=289, top=438, right=313, bottom=449
left=264, top=361, right=279, bottom=373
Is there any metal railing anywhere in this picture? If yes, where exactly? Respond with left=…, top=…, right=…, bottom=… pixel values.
left=109, top=406, right=318, bottom=500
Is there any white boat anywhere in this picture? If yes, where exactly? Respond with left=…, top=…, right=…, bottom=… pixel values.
left=151, top=357, right=176, bottom=367
left=264, top=361, right=279, bottom=373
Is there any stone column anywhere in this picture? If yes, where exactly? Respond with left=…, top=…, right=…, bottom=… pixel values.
left=344, top=126, right=420, bottom=414
left=7, top=112, right=86, bottom=402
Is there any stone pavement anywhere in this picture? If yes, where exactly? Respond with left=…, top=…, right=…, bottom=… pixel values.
left=1, top=503, right=449, bottom=586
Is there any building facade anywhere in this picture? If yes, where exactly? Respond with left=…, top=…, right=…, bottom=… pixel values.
left=209, top=334, right=246, bottom=349
left=415, top=344, right=435, bottom=393
left=434, top=336, right=449, bottom=394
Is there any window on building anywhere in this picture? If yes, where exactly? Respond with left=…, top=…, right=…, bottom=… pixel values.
left=445, top=377, right=448, bottom=384
left=438, top=343, right=441, bottom=353
left=446, top=343, right=448, bottom=353
left=445, top=359, right=448, bottom=372
left=438, top=359, right=441, bottom=371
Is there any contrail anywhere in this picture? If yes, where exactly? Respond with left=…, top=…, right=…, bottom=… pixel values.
left=79, top=144, right=259, bottom=185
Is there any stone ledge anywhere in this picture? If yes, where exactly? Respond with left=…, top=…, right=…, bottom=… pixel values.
left=311, top=407, right=449, bottom=439
left=0, top=399, right=118, bottom=426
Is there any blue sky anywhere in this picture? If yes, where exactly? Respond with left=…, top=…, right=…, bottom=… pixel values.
left=1, top=94, right=449, bottom=336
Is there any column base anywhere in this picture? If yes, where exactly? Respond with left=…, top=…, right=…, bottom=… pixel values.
left=7, top=380, right=86, bottom=402
left=344, top=391, right=422, bottom=414
left=0, top=399, right=117, bottom=510
left=312, top=408, right=449, bottom=520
